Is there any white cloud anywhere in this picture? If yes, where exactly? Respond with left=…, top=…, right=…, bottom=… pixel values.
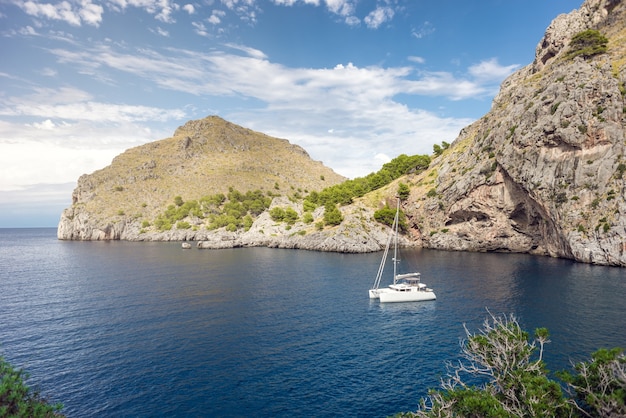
left=19, top=25, right=38, bottom=35
left=208, top=9, right=226, bottom=24
left=3, top=41, right=511, bottom=194
left=78, top=0, right=104, bottom=26
left=408, top=56, right=425, bottom=64
left=0, top=85, right=185, bottom=192
left=192, top=21, right=209, bottom=35
left=412, top=21, right=434, bottom=39
left=182, top=3, right=195, bottom=14
left=468, top=58, right=519, bottom=83
left=18, top=0, right=103, bottom=26
left=324, top=0, right=355, bottom=16
left=153, top=26, right=170, bottom=36
left=364, top=6, right=393, bottom=29
left=40, top=67, right=59, bottom=76
left=106, top=0, right=179, bottom=22
left=344, top=15, right=359, bottom=26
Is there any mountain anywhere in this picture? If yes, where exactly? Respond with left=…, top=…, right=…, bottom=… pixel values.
left=394, top=0, right=626, bottom=266
left=57, top=116, right=347, bottom=242
left=59, top=0, right=626, bottom=265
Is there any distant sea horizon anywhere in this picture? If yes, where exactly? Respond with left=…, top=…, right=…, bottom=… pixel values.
left=1, top=228, right=625, bottom=417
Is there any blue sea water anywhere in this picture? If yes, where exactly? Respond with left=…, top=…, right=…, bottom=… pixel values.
left=0, top=228, right=625, bottom=417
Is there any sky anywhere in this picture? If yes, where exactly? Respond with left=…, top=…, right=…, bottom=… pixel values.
left=0, top=0, right=584, bottom=227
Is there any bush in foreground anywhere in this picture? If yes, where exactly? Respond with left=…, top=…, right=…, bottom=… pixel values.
left=397, top=312, right=625, bottom=417
left=0, top=356, right=63, bottom=417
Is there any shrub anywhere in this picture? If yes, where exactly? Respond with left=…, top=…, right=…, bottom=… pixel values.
left=176, top=221, right=191, bottom=230
left=559, top=347, right=626, bottom=417
left=616, top=163, right=626, bottom=179
left=409, top=313, right=571, bottom=417
left=373, top=205, right=396, bottom=227
left=0, top=356, right=64, bottom=417
left=284, top=207, right=299, bottom=225
left=566, top=29, right=608, bottom=60
left=555, top=192, right=568, bottom=205
left=303, top=154, right=430, bottom=209
left=591, top=197, right=601, bottom=209
left=426, top=188, right=437, bottom=198
left=398, top=182, right=410, bottom=201
left=269, top=207, right=286, bottom=222
left=323, top=203, right=343, bottom=226
left=243, top=215, right=253, bottom=231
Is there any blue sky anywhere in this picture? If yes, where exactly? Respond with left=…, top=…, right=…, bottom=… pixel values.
left=0, top=0, right=583, bottom=227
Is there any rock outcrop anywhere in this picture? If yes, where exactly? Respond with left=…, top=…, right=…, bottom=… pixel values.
left=401, top=0, right=626, bottom=266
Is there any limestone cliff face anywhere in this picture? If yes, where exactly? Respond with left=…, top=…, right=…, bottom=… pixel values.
left=403, top=0, right=626, bottom=266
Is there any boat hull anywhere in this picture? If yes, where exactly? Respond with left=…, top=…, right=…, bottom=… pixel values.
left=378, top=290, right=436, bottom=303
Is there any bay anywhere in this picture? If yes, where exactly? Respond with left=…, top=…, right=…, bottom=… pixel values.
left=0, top=228, right=625, bottom=417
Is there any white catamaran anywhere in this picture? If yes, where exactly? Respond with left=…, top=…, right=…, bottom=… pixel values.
left=369, top=200, right=436, bottom=303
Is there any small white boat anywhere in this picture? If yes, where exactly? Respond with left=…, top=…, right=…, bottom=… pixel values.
left=369, top=200, right=436, bottom=303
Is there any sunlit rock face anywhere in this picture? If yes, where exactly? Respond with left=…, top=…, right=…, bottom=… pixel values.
left=405, top=0, right=626, bottom=266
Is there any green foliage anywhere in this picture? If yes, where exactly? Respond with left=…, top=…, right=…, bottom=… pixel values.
left=373, top=205, right=409, bottom=233
left=155, top=189, right=271, bottom=232
left=433, top=144, right=443, bottom=156
left=426, top=188, right=437, bottom=198
left=208, top=214, right=240, bottom=230
left=323, top=203, right=343, bottom=226
left=555, top=192, right=568, bottom=205
left=566, top=29, right=609, bottom=60
left=303, top=154, right=431, bottom=212
left=284, top=207, right=299, bottom=225
left=409, top=313, right=572, bottom=418
left=243, top=215, right=253, bottom=231
left=616, top=163, right=626, bottom=179
left=373, top=205, right=396, bottom=227
left=402, top=314, right=626, bottom=418
left=0, top=356, right=64, bottom=417
left=591, top=197, right=601, bottom=209
left=269, top=207, right=285, bottom=222
left=397, top=182, right=410, bottom=201
left=176, top=221, right=191, bottom=230
left=559, top=347, right=626, bottom=417
left=302, top=212, right=314, bottom=224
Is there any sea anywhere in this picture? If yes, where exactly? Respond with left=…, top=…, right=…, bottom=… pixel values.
left=0, top=228, right=625, bottom=417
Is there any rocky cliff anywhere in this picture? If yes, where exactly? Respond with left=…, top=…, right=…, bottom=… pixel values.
left=399, top=0, right=626, bottom=266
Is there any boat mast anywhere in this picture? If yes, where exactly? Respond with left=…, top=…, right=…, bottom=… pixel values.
left=392, top=199, right=399, bottom=285
left=371, top=227, right=392, bottom=290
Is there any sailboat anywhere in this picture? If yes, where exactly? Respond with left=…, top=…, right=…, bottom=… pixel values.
left=368, top=200, right=436, bottom=303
